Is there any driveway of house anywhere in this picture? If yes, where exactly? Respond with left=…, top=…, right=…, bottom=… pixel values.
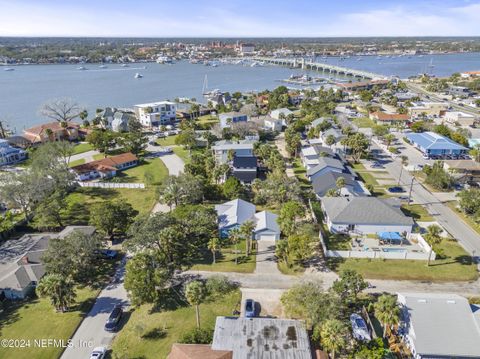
left=255, top=240, right=282, bottom=276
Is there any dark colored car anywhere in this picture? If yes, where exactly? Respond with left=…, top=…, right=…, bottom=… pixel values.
left=100, top=249, right=118, bottom=259
left=387, top=186, right=405, bottom=193
left=104, top=305, right=123, bottom=332
left=244, top=299, right=255, bottom=318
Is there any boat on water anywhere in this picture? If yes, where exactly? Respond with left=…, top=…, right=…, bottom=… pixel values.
left=134, top=73, right=143, bottom=79
left=121, top=64, right=129, bottom=67
left=77, top=66, right=87, bottom=70
left=3, top=67, right=14, bottom=71
left=156, top=56, right=173, bottom=64
left=99, top=64, right=107, bottom=68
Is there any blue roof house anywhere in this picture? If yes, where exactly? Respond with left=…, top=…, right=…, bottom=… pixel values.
left=406, top=131, right=468, bottom=157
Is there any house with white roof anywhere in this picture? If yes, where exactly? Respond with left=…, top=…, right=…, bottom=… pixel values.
left=270, top=108, right=293, bottom=126
left=397, top=293, right=480, bottom=359
left=133, top=101, right=176, bottom=127
left=219, top=112, right=248, bottom=129
left=444, top=111, right=476, bottom=127
left=253, top=211, right=280, bottom=241
left=263, top=116, right=283, bottom=132
left=215, top=199, right=256, bottom=238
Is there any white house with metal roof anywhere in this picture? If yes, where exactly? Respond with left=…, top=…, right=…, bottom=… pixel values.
left=253, top=211, right=280, bottom=241
left=398, top=293, right=480, bottom=359
left=320, top=197, right=414, bottom=235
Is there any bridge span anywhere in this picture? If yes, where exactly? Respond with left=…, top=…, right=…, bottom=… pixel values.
left=253, top=57, right=387, bottom=80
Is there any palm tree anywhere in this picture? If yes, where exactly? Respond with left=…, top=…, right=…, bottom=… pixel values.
left=208, top=237, right=221, bottom=264
left=44, top=128, right=54, bottom=141
left=36, top=274, right=76, bottom=312
left=239, top=220, right=255, bottom=256
left=384, top=133, right=396, bottom=147
left=325, top=134, right=336, bottom=148
left=374, top=294, right=400, bottom=338
left=185, top=280, right=206, bottom=328
left=336, top=176, right=346, bottom=194
left=320, top=319, right=349, bottom=359
left=424, top=224, right=443, bottom=266
left=229, top=228, right=242, bottom=265
left=158, top=178, right=181, bottom=209
left=398, top=155, right=409, bottom=185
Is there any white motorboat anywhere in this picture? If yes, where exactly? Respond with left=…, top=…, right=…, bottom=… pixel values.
left=121, top=64, right=129, bottom=67
left=99, top=64, right=107, bottom=68
left=77, top=66, right=87, bottom=70
left=134, top=73, right=143, bottom=79
left=3, top=67, right=14, bottom=71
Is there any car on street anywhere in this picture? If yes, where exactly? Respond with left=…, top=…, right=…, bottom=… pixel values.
left=90, top=347, right=107, bottom=359
left=371, top=162, right=384, bottom=168
left=387, top=186, right=405, bottom=193
left=244, top=299, right=256, bottom=318
left=104, top=305, right=123, bottom=332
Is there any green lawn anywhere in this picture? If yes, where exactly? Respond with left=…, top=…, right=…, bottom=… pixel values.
left=72, top=142, right=93, bottom=155
left=68, top=158, right=85, bottom=167
left=291, top=158, right=311, bottom=189
left=278, top=261, right=306, bottom=275
left=329, top=239, right=478, bottom=282
left=109, top=158, right=168, bottom=185
left=352, top=117, right=376, bottom=128
left=64, top=187, right=157, bottom=225
left=446, top=201, right=480, bottom=235
left=0, top=256, right=120, bottom=359
left=401, top=204, right=434, bottom=222
left=195, top=115, right=219, bottom=129
left=92, top=153, right=105, bottom=161
left=190, top=239, right=256, bottom=273
left=172, top=147, right=190, bottom=164
left=156, top=135, right=179, bottom=147
left=350, top=162, right=366, bottom=171
left=111, top=290, right=241, bottom=359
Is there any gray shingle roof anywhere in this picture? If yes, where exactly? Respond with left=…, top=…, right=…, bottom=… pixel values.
left=306, top=157, right=345, bottom=176
left=215, top=199, right=256, bottom=229
left=253, top=211, right=280, bottom=234
left=321, top=197, right=413, bottom=226
left=311, top=172, right=356, bottom=196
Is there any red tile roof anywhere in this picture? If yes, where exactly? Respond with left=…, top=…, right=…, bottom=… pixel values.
left=24, top=121, right=79, bottom=136
left=71, top=152, right=138, bottom=174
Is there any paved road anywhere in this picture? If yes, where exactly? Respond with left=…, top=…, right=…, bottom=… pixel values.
left=62, top=146, right=185, bottom=358
left=372, top=139, right=480, bottom=255
left=61, top=259, right=129, bottom=359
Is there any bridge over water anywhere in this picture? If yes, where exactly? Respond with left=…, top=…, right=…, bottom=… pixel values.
left=253, top=57, right=387, bottom=80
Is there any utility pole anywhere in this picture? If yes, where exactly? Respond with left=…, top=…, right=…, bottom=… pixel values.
left=407, top=176, right=415, bottom=205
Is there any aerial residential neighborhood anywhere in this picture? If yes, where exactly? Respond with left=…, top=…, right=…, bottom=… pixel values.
left=2, top=1, right=480, bottom=359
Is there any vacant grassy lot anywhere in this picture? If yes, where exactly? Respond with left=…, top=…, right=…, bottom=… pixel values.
left=352, top=117, right=376, bottom=128
left=191, top=239, right=256, bottom=273
left=72, top=142, right=93, bottom=155
left=329, top=239, right=478, bottom=282
left=401, top=204, right=434, bottom=222
left=64, top=187, right=157, bottom=225
left=110, top=158, right=168, bottom=185
left=111, top=290, right=241, bottom=359
left=156, top=135, right=179, bottom=147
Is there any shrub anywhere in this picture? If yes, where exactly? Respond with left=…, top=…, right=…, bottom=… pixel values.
left=388, top=146, right=399, bottom=154
left=206, top=275, right=238, bottom=297
left=179, top=327, right=213, bottom=344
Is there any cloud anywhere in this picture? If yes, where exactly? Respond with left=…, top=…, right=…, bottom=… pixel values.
left=0, top=1, right=479, bottom=37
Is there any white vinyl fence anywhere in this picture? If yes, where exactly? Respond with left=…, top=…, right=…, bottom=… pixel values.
left=77, top=182, right=145, bottom=189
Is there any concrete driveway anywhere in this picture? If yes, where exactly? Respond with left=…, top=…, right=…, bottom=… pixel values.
left=255, top=240, right=282, bottom=276
left=61, top=259, right=129, bottom=359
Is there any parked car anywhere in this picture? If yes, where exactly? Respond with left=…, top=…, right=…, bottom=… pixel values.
left=350, top=314, right=371, bottom=341
left=371, top=162, right=384, bottom=169
left=90, top=347, right=107, bottom=359
left=160, top=147, right=173, bottom=154
left=387, top=186, right=405, bottom=193
left=244, top=299, right=255, bottom=318
left=100, top=249, right=118, bottom=259
left=104, top=305, right=123, bottom=332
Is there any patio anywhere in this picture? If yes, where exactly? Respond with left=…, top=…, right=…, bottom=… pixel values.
left=350, top=233, right=425, bottom=254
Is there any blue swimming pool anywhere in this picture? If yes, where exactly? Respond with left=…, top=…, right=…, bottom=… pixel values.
left=382, top=248, right=407, bottom=253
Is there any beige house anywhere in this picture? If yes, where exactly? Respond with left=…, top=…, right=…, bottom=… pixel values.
left=444, top=111, right=476, bottom=126
left=409, top=102, right=448, bottom=118
left=23, top=121, right=80, bottom=144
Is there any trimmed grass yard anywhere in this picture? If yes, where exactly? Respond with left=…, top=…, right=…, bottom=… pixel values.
left=329, top=239, right=478, bottom=282
left=291, top=158, right=311, bottom=189
left=110, top=158, right=168, bottom=185
left=0, top=256, right=119, bottom=359
left=72, top=142, right=93, bottom=155
left=172, top=147, right=190, bottom=164
left=401, top=204, right=434, bottom=222
left=156, top=135, right=178, bottom=147
left=191, top=239, right=256, bottom=273
left=64, top=187, right=157, bottom=224
left=111, top=290, right=241, bottom=359
left=68, top=158, right=85, bottom=167
left=352, top=117, right=376, bottom=128
left=0, top=288, right=98, bottom=359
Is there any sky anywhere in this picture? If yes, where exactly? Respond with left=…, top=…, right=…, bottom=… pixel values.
left=1, top=0, right=480, bottom=37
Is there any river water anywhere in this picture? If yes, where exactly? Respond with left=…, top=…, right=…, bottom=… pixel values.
left=1, top=52, right=479, bottom=131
